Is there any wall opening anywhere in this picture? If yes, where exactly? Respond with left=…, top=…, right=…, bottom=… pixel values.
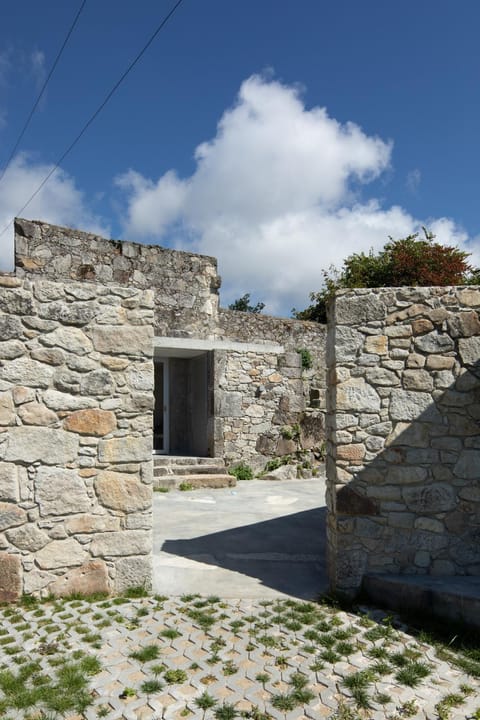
left=154, top=351, right=213, bottom=457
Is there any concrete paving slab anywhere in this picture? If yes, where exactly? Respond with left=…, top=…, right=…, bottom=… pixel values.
left=153, top=477, right=328, bottom=599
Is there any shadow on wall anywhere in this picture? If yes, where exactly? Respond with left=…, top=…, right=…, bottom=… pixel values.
left=161, top=507, right=328, bottom=599
left=328, top=291, right=480, bottom=595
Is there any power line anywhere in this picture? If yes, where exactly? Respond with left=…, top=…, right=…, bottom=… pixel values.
left=0, top=0, right=87, bottom=186
left=0, top=0, right=186, bottom=241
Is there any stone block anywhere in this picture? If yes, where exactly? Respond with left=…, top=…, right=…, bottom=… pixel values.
left=23, top=569, right=56, bottom=594
left=40, top=326, right=93, bottom=355
left=12, top=386, right=35, bottom=405
left=453, top=451, right=480, bottom=479
left=94, top=471, right=151, bottom=512
left=335, top=326, right=364, bottom=362
left=126, top=364, right=153, bottom=391
left=7, top=524, right=50, bottom=551
left=1, top=358, right=53, bottom=388
left=63, top=408, right=117, bottom=436
left=414, top=550, right=430, bottom=568
left=406, top=353, right=426, bottom=368
left=30, top=348, right=65, bottom=365
left=457, top=288, right=480, bottom=306
left=414, top=331, right=454, bottom=354
left=90, top=530, right=151, bottom=557
left=425, top=355, right=455, bottom=370
left=447, top=311, right=480, bottom=338
left=36, top=538, right=88, bottom=569
left=414, top=517, right=444, bottom=533
left=43, top=389, right=96, bottom=411
left=36, top=467, right=91, bottom=516
left=97, top=436, right=152, bottom=463
left=389, top=389, right=434, bottom=422
left=336, top=444, right=365, bottom=461
left=0, top=463, right=19, bottom=501
left=364, top=335, right=387, bottom=355
left=0, top=503, right=27, bottom=531
left=216, top=391, right=243, bottom=417
left=403, top=483, right=456, bottom=513
left=335, top=378, right=380, bottom=413
left=48, top=560, right=111, bottom=597
left=261, top=464, right=297, bottom=481
left=335, top=293, right=385, bottom=324
left=411, top=318, right=434, bottom=335
left=365, top=367, right=399, bottom=386
left=402, top=369, right=433, bottom=392
left=91, top=326, right=153, bottom=356
left=459, top=336, right=480, bottom=366
left=0, top=315, right=23, bottom=341
left=65, top=514, right=120, bottom=534
left=0, top=553, right=22, bottom=602
left=114, top=555, right=152, bottom=592
left=18, top=402, right=57, bottom=425
left=80, top=370, right=115, bottom=396
left=0, top=340, right=24, bottom=359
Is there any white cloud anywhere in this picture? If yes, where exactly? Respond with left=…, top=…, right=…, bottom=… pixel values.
left=30, top=50, right=46, bottom=91
left=406, top=168, right=421, bottom=194
left=115, top=169, right=187, bottom=238
left=0, top=154, right=109, bottom=271
left=113, top=74, right=474, bottom=315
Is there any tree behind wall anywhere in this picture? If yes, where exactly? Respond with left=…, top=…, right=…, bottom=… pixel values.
left=293, top=228, right=478, bottom=323
left=229, top=293, right=265, bottom=313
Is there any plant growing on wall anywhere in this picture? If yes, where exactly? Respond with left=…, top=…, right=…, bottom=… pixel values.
left=296, top=348, right=313, bottom=370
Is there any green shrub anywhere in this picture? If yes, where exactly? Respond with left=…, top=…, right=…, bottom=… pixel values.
left=228, top=463, right=254, bottom=481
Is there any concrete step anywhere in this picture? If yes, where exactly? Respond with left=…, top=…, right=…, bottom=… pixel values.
left=153, top=473, right=236, bottom=491
left=363, top=573, right=480, bottom=632
left=154, top=464, right=228, bottom=477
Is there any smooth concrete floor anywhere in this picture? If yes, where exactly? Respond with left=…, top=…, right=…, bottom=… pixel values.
left=153, top=476, right=328, bottom=599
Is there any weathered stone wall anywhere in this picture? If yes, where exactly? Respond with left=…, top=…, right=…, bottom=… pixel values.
left=14, top=218, right=220, bottom=339
left=216, top=310, right=327, bottom=469
left=218, top=308, right=326, bottom=410
left=326, top=287, right=480, bottom=595
left=0, top=274, right=153, bottom=600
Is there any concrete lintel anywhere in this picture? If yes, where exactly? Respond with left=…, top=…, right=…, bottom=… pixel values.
left=153, top=336, right=284, bottom=356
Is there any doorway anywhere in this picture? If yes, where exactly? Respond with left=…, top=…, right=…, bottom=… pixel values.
left=153, top=359, right=169, bottom=454
left=153, top=351, right=213, bottom=456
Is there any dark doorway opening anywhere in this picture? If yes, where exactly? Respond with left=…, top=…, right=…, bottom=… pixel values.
left=153, top=351, right=213, bottom=457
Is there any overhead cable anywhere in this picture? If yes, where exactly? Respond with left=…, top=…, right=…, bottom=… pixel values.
left=0, top=0, right=87, bottom=186
left=0, top=0, right=186, bottom=240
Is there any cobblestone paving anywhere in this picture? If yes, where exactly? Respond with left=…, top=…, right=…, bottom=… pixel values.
left=0, top=594, right=479, bottom=720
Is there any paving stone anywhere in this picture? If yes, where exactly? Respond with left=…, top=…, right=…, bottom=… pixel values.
left=0, top=596, right=479, bottom=720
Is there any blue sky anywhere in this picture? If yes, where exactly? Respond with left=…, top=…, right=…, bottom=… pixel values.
left=0, top=0, right=479, bottom=315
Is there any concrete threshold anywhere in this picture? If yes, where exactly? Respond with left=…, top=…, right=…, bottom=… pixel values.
left=363, top=573, right=480, bottom=631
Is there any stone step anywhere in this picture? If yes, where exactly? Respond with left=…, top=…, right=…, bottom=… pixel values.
left=153, top=474, right=236, bottom=491
left=153, top=455, right=224, bottom=467
left=363, top=574, right=480, bottom=632
left=154, top=464, right=228, bottom=477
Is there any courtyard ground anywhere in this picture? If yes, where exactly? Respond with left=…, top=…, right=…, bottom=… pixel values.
left=152, top=478, right=328, bottom=599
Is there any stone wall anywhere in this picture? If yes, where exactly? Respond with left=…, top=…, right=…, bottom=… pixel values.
left=218, top=308, right=326, bottom=410
left=0, top=274, right=153, bottom=600
left=326, top=287, right=480, bottom=595
left=14, top=218, right=220, bottom=339
left=216, top=310, right=327, bottom=469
